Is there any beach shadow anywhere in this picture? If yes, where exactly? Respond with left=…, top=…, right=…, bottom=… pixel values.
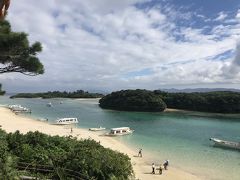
left=144, top=172, right=163, bottom=176
left=99, top=134, right=107, bottom=137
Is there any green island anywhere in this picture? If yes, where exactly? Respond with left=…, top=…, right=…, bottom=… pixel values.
left=0, top=129, right=133, bottom=179
left=99, top=89, right=167, bottom=112
left=10, top=90, right=104, bottom=99
left=99, top=89, right=240, bottom=113
left=155, top=90, right=240, bottom=113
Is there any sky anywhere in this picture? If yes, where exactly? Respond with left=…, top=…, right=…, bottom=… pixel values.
left=1, top=0, right=240, bottom=92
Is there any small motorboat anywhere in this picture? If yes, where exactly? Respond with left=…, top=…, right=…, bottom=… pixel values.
left=47, top=102, right=52, bottom=107
left=9, top=104, right=31, bottom=113
left=89, top=126, right=106, bottom=131
left=105, top=127, right=134, bottom=136
left=209, top=138, right=240, bottom=150
left=54, top=118, right=78, bottom=125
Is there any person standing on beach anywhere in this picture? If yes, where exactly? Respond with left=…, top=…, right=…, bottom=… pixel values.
left=138, top=148, right=142, bottom=157
left=152, top=163, right=155, bottom=174
left=159, top=164, right=163, bottom=175
left=70, top=127, right=73, bottom=133
left=163, top=160, right=169, bottom=170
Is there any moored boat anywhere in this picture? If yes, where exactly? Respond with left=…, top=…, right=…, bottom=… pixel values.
left=8, top=104, right=31, bottom=113
left=47, top=102, right=52, bottom=107
left=105, top=127, right=134, bottom=136
left=54, top=118, right=78, bottom=125
left=89, top=126, right=106, bottom=131
left=209, top=138, right=240, bottom=150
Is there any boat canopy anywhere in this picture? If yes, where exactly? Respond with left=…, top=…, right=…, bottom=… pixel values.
left=111, top=127, right=130, bottom=131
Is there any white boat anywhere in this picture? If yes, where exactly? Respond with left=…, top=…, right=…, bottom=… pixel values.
left=8, top=104, right=31, bottom=113
left=210, top=138, right=240, bottom=150
left=54, top=118, right=78, bottom=125
left=47, top=102, right=52, bottom=107
left=105, top=127, right=134, bottom=136
left=8, top=104, right=22, bottom=109
left=89, top=126, right=106, bottom=131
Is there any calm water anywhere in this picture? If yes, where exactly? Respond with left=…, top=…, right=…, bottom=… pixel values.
left=0, top=96, right=239, bottom=180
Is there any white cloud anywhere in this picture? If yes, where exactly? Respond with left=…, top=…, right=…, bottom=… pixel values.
left=221, top=41, right=240, bottom=79
left=0, top=0, right=240, bottom=92
left=236, top=9, right=240, bottom=19
left=215, top=11, right=228, bottom=21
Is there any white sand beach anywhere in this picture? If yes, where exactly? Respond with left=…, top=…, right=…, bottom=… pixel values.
left=0, top=107, right=201, bottom=180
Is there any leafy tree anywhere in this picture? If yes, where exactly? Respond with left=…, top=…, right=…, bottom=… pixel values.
left=3, top=130, right=133, bottom=179
left=99, top=89, right=167, bottom=112
left=0, top=20, right=44, bottom=76
left=0, top=129, right=19, bottom=179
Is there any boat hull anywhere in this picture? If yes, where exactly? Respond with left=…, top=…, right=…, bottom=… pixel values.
left=89, top=128, right=106, bottom=131
left=210, top=138, right=240, bottom=150
left=53, top=122, right=78, bottom=125
left=54, top=118, right=78, bottom=125
left=105, top=130, right=134, bottom=136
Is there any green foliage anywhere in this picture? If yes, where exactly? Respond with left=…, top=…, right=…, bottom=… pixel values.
left=0, top=130, right=133, bottom=179
left=156, top=91, right=240, bottom=113
left=99, top=89, right=240, bottom=113
left=0, top=129, right=19, bottom=179
left=10, top=90, right=104, bottom=99
left=0, top=20, right=44, bottom=75
left=99, top=89, right=167, bottom=112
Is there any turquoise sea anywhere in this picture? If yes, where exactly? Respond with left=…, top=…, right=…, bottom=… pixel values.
left=0, top=96, right=239, bottom=180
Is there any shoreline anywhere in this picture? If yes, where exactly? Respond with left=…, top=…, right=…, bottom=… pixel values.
left=0, top=107, right=201, bottom=180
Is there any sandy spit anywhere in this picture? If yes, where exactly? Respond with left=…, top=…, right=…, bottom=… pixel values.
left=0, top=107, right=201, bottom=180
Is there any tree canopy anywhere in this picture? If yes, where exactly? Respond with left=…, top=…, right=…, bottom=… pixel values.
left=0, top=129, right=133, bottom=179
left=154, top=90, right=240, bottom=113
left=0, top=20, right=44, bottom=76
left=99, top=89, right=240, bottom=113
left=99, top=89, right=167, bottom=112
left=10, top=90, right=104, bottom=99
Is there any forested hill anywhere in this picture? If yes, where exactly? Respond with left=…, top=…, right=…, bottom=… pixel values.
left=10, top=90, right=104, bottom=99
left=154, top=90, right=240, bottom=113
left=99, top=89, right=240, bottom=113
left=99, top=89, right=167, bottom=112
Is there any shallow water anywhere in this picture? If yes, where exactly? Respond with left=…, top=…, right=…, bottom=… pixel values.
left=1, top=96, right=239, bottom=180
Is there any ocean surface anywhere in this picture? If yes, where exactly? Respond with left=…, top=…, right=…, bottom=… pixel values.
left=0, top=96, right=239, bottom=180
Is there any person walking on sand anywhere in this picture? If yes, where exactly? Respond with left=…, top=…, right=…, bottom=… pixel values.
left=159, top=164, right=163, bottom=175
left=152, top=163, right=155, bottom=174
left=163, top=160, right=169, bottom=170
left=70, top=127, right=73, bottom=133
left=138, top=148, right=142, bottom=157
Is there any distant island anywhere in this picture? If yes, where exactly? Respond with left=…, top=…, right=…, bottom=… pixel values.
left=99, top=89, right=167, bottom=112
left=160, top=88, right=240, bottom=93
left=155, top=90, right=240, bottom=113
left=10, top=90, right=104, bottom=99
left=99, top=89, right=240, bottom=113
